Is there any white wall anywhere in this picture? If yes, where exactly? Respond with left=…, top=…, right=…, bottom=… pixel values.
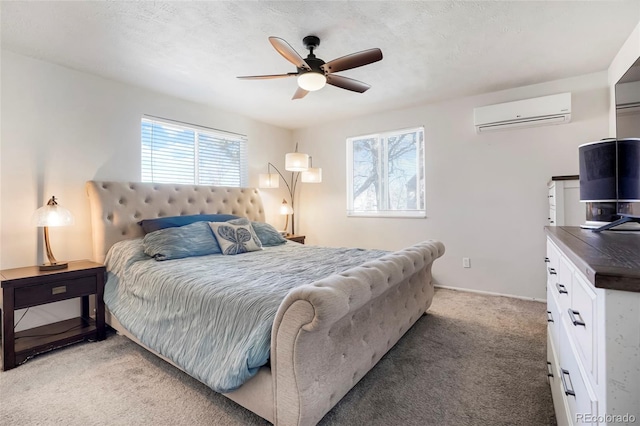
left=1, top=50, right=293, bottom=329
left=293, top=72, right=610, bottom=300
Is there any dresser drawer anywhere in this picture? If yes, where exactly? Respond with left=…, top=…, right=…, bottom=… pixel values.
left=547, top=332, right=571, bottom=426
left=555, top=256, right=573, bottom=313
left=569, top=272, right=597, bottom=384
left=546, top=241, right=560, bottom=285
left=14, top=275, right=98, bottom=309
left=559, top=319, right=599, bottom=425
left=549, top=206, right=557, bottom=226
left=547, top=284, right=561, bottom=354
left=549, top=183, right=557, bottom=207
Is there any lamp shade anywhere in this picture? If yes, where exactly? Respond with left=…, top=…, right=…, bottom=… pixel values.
left=32, top=196, right=74, bottom=271
left=285, top=152, right=309, bottom=171
left=280, top=199, right=293, bottom=215
left=32, top=197, right=74, bottom=227
left=297, top=72, right=327, bottom=91
left=301, top=167, right=322, bottom=183
left=259, top=173, right=280, bottom=188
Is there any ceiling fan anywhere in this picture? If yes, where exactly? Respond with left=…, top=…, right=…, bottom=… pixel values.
left=237, top=35, right=383, bottom=100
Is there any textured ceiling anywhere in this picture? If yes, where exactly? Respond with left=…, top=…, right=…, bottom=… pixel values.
left=2, top=1, right=640, bottom=129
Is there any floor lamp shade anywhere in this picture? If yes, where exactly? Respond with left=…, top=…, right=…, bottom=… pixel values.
left=301, top=167, right=322, bottom=183
left=259, top=173, right=280, bottom=188
left=285, top=152, right=309, bottom=171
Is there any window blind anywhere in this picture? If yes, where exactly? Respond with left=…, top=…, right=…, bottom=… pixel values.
left=141, top=118, right=248, bottom=187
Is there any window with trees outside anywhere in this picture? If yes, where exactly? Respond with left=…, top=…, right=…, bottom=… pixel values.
left=141, top=117, right=248, bottom=186
left=347, top=127, right=425, bottom=217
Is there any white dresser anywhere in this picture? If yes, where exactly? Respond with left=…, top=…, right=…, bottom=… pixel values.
left=545, top=227, right=640, bottom=425
left=548, top=176, right=584, bottom=226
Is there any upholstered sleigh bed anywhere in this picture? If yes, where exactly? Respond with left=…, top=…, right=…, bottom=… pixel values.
left=85, top=180, right=445, bottom=426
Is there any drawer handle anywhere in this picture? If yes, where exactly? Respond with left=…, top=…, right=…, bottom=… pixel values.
left=555, top=283, right=568, bottom=295
left=549, top=220, right=555, bottom=224
left=546, top=311, right=554, bottom=323
left=568, top=309, right=586, bottom=327
left=544, top=257, right=550, bottom=263
left=52, top=285, right=67, bottom=295
left=546, top=361, right=554, bottom=378
left=560, top=369, right=576, bottom=397
left=549, top=195, right=554, bottom=198
left=548, top=267, right=557, bottom=275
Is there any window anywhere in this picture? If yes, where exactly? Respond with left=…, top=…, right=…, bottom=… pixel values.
left=141, top=117, right=248, bottom=186
left=347, top=127, right=425, bottom=217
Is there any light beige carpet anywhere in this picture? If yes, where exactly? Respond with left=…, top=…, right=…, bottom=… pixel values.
left=0, top=288, right=556, bottom=425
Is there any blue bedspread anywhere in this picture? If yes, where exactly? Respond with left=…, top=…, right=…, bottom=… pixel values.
left=104, top=239, right=387, bottom=392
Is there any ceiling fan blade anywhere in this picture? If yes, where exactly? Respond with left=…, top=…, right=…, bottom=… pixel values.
left=322, top=48, right=383, bottom=74
left=326, top=74, right=371, bottom=93
left=269, top=37, right=311, bottom=71
left=237, top=73, right=297, bottom=80
left=292, top=87, right=309, bottom=100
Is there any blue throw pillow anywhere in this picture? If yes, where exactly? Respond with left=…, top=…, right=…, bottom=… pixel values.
left=143, top=221, right=221, bottom=261
left=139, top=213, right=240, bottom=234
left=252, top=222, right=287, bottom=247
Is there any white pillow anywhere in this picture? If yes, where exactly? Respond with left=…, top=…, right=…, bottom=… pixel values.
left=209, top=218, right=262, bottom=255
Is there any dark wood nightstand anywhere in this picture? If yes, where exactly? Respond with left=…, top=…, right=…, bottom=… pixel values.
left=1, top=260, right=106, bottom=370
left=286, top=235, right=306, bottom=244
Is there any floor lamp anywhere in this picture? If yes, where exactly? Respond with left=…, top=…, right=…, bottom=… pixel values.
left=259, top=146, right=322, bottom=235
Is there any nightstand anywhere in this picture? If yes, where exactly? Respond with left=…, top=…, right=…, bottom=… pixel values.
left=286, top=235, right=306, bottom=244
left=1, top=260, right=106, bottom=370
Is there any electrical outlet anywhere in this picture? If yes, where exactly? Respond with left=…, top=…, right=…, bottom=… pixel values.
left=463, top=257, right=471, bottom=268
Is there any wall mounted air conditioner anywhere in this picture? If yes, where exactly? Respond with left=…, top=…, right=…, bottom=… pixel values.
left=473, top=92, right=571, bottom=133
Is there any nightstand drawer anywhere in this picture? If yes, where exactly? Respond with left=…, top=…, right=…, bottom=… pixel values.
left=286, top=235, right=306, bottom=244
left=14, top=276, right=97, bottom=309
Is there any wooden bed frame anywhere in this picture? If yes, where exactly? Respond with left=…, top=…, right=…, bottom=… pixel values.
left=86, top=180, right=445, bottom=425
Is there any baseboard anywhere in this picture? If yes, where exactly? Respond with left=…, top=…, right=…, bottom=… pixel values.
left=434, top=285, right=545, bottom=303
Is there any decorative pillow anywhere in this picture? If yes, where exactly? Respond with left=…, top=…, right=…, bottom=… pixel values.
left=251, top=221, right=287, bottom=247
left=139, top=213, right=240, bottom=234
left=209, top=218, right=263, bottom=255
left=227, top=217, right=263, bottom=246
left=143, top=221, right=221, bottom=261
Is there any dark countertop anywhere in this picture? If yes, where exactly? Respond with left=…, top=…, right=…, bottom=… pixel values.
left=545, top=226, right=640, bottom=293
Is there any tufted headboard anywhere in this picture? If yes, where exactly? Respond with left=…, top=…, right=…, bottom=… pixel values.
left=85, top=181, right=265, bottom=263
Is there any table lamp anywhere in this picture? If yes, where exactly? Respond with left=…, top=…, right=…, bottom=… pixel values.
left=32, top=195, right=74, bottom=270
left=280, top=199, right=294, bottom=235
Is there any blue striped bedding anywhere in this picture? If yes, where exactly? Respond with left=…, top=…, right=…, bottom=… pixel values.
left=104, top=238, right=387, bottom=393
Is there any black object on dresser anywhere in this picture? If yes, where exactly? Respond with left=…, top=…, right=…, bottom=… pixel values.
left=1, top=260, right=106, bottom=370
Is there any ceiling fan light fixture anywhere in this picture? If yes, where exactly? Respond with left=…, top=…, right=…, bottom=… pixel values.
left=238, top=36, right=382, bottom=99
left=297, top=71, right=326, bottom=91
